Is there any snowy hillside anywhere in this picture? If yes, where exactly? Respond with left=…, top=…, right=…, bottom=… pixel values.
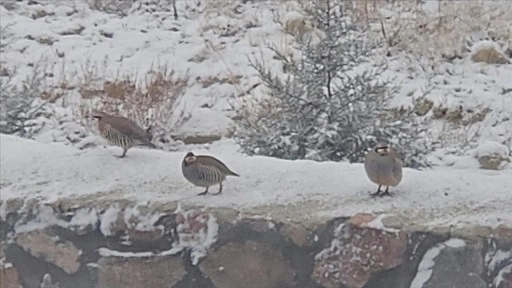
left=1, top=134, right=511, bottom=228
left=1, top=0, right=511, bottom=153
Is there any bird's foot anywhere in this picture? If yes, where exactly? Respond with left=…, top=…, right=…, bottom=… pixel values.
left=197, top=191, right=208, bottom=196
left=380, top=191, right=392, bottom=197
left=369, top=190, right=382, bottom=197
left=115, top=154, right=126, bottom=158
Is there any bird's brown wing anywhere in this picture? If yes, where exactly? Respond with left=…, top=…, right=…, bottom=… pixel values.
left=392, top=156, right=403, bottom=183
left=196, top=155, right=239, bottom=176
left=106, top=116, right=155, bottom=148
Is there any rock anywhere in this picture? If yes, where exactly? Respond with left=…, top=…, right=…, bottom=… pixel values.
left=474, top=141, right=511, bottom=170
left=348, top=213, right=376, bottom=226
left=40, top=273, right=60, bottom=288
left=199, top=240, right=296, bottom=288
left=241, top=219, right=276, bottom=233
left=97, top=256, right=186, bottom=288
left=414, top=98, right=434, bottom=116
left=486, top=237, right=512, bottom=288
left=493, top=225, right=512, bottom=246
left=451, top=225, right=493, bottom=240
left=285, top=17, right=310, bottom=38
left=181, top=134, right=222, bottom=144
left=15, top=230, right=81, bottom=274
left=0, top=262, right=21, bottom=288
left=478, top=155, right=510, bottom=170
left=494, top=264, right=512, bottom=288
left=432, top=106, right=448, bottom=119
left=280, top=223, right=309, bottom=247
left=0, top=242, right=5, bottom=259
left=416, top=238, right=486, bottom=288
left=470, top=40, right=510, bottom=64
left=312, top=224, right=407, bottom=288
left=98, top=205, right=165, bottom=243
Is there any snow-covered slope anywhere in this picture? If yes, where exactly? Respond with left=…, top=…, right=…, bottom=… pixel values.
left=1, top=134, right=511, bottom=228
left=0, top=0, right=287, bottom=139
left=1, top=0, right=511, bottom=154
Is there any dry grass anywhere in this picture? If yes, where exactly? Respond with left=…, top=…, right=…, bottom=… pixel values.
left=86, top=0, right=133, bottom=17
left=345, top=0, right=512, bottom=61
left=78, top=64, right=189, bottom=143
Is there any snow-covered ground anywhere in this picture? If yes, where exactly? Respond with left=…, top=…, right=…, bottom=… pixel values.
left=1, top=0, right=511, bottom=229
left=1, top=134, right=511, bottom=228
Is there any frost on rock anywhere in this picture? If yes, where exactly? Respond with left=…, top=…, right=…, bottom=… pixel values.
left=312, top=221, right=407, bottom=288
left=410, top=238, right=468, bottom=288
left=235, top=0, right=431, bottom=168
left=99, top=204, right=121, bottom=237
left=410, top=243, right=443, bottom=288
left=485, top=238, right=512, bottom=288
left=40, top=273, right=60, bottom=288
left=6, top=201, right=218, bottom=266
left=170, top=208, right=219, bottom=265
left=494, top=264, right=512, bottom=288
left=97, top=206, right=219, bottom=265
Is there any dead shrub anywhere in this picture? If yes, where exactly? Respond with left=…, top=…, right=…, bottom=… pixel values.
left=103, top=80, right=136, bottom=100
left=87, top=0, right=134, bottom=17
left=89, top=65, right=190, bottom=145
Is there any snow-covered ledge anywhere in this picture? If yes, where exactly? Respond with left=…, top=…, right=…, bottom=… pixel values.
left=1, top=134, right=511, bottom=288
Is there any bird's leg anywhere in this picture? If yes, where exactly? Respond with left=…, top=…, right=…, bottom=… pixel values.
left=380, top=186, right=392, bottom=197
left=370, top=185, right=382, bottom=197
left=116, top=147, right=128, bottom=158
left=197, top=186, right=209, bottom=196
left=212, top=182, right=223, bottom=195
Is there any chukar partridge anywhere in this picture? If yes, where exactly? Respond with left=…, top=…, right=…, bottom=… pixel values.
left=364, top=143, right=403, bottom=197
left=182, top=152, right=239, bottom=195
left=92, top=111, right=156, bottom=158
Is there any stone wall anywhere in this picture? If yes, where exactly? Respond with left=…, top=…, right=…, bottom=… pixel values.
left=1, top=202, right=511, bottom=288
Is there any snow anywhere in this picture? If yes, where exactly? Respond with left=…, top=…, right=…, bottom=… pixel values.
left=1, top=134, right=511, bottom=229
left=99, top=204, right=121, bottom=236
left=187, top=212, right=219, bottom=265
left=0, top=0, right=511, bottom=238
left=365, top=214, right=400, bottom=234
left=98, top=247, right=164, bottom=258
left=410, top=238, right=467, bottom=288
left=470, top=40, right=503, bottom=56
left=443, top=238, right=466, bottom=248
left=474, top=140, right=510, bottom=158
left=0, top=0, right=287, bottom=139
left=409, top=244, right=442, bottom=288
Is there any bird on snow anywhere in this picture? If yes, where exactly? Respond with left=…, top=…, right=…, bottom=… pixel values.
left=92, top=111, right=156, bottom=158
left=364, top=143, right=403, bottom=197
left=182, top=152, right=240, bottom=196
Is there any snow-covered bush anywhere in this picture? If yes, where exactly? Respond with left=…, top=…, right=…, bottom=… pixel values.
left=235, top=0, right=430, bottom=167
left=0, top=62, right=49, bottom=137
